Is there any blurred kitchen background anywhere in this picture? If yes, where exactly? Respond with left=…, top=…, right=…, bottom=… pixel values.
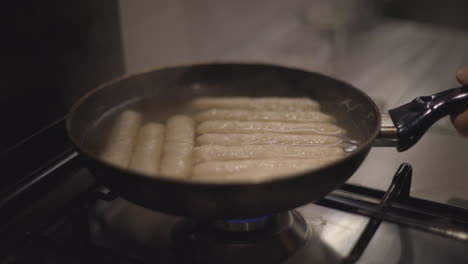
left=3, top=0, right=468, bottom=207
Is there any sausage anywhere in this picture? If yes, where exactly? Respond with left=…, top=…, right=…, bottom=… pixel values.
left=196, top=133, right=342, bottom=146
left=194, top=109, right=335, bottom=123
left=197, top=121, right=344, bottom=135
left=192, top=158, right=341, bottom=181
left=192, top=97, right=319, bottom=111
left=160, top=115, right=195, bottom=178
left=100, top=110, right=142, bottom=168
left=193, top=144, right=344, bottom=163
left=194, top=168, right=312, bottom=182
left=129, top=123, right=165, bottom=176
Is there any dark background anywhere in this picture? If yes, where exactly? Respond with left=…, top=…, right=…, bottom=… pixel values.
left=1, top=1, right=123, bottom=153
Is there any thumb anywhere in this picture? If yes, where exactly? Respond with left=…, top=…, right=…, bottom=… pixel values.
left=452, top=66, right=468, bottom=137
left=456, top=67, right=468, bottom=85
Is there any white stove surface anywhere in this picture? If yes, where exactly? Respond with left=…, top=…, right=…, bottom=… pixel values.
left=297, top=204, right=468, bottom=264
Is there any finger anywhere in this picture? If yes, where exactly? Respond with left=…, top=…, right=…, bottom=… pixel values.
left=456, top=67, right=468, bottom=85
left=451, top=109, right=468, bottom=137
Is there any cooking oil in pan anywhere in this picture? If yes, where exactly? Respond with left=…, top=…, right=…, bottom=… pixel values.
left=83, top=96, right=361, bottom=182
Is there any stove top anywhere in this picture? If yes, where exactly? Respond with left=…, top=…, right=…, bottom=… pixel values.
left=1, top=143, right=467, bottom=264
left=86, top=165, right=468, bottom=264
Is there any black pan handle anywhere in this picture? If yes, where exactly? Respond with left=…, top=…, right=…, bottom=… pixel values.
left=388, top=86, right=468, bottom=151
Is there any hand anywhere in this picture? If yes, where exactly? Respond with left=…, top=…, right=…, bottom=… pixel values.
left=451, top=67, right=468, bottom=137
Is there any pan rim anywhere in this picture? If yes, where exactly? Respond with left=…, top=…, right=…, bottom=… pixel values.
left=66, top=61, right=381, bottom=187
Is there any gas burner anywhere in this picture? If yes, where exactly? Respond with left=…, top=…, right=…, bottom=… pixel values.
left=171, top=210, right=339, bottom=264
left=214, top=214, right=274, bottom=232
left=89, top=197, right=342, bottom=264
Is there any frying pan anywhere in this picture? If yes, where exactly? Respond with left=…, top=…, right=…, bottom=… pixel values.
left=67, top=63, right=468, bottom=219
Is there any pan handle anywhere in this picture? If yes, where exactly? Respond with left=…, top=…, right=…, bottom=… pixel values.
left=387, top=86, right=468, bottom=151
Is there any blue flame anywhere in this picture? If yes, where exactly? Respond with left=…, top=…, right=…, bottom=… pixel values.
left=225, top=215, right=272, bottom=224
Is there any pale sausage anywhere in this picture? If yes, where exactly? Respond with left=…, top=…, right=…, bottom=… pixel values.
left=129, top=123, right=165, bottom=175
left=100, top=110, right=142, bottom=168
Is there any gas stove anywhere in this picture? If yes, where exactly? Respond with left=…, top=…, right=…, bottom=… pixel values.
left=1, top=120, right=468, bottom=264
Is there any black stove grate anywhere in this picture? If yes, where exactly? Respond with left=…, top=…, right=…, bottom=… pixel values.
left=339, top=163, right=412, bottom=263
